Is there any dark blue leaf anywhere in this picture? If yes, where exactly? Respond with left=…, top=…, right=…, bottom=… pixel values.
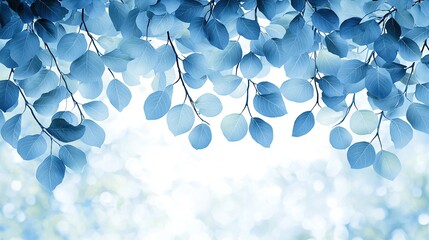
left=1, top=114, right=21, bottom=148
left=31, top=0, right=68, bottom=22
left=59, top=145, right=87, bottom=172
left=81, top=119, right=105, bottom=148
left=329, top=126, right=352, bottom=149
left=398, top=37, right=421, bottom=61
left=0, top=16, right=24, bottom=39
left=249, top=117, right=273, bottom=148
left=213, top=0, right=240, bottom=23
left=167, top=104, right=195, bottom=136
left=36, top=155, right=65, bottom=191
left=325, top=31, right=348, bottom=58
left=52, top=111, right=79, bottom=126
left=144, top=90, right=172, bottom=120
left=406, top=103, right=429, bottom=134
left=106, top=79, right=132, bottom=112
left=205, top=19, right=229, bottom=50
left=385, top=18, right=401, bottom=39
left=292, top=111, right=315, bottom=137
left=311, top=9, right=339, bottom=32
left=257, top=0, right=276, bottom=20
left=17, top=134, right=47, bottom=160
left=236, top=17, right=260, bottom=40
left=352, top=20, right=381, bottom=45
left=373, top=150, right=401, bottom=180
left=318, top=75, right=344, bottom=97
left=280, top=79, right=314, bottom=103
left=374, top=34, right=399, bottom=62
left=365, top=68, right=393, bottom=99
left=347, top=142, right=376, bottom=169
left=47, top=118, right=85, bottom=143
left=383, top=62, right=406, bottom=83
left=339, top=17, right=363, bottom=39
left=34, top=19, right=58, bottom=43
left=57, top=33, right=87, bottom=62
left=0, top=80, right=19, bottom=112
left=121, top=8, right=142, bottom=38
left=188, top=124, right=212, bottom=150
left=291, top=0, right=306, bottom=11
left=221, top=113, right=248, bottom=141
left=390, top=118, right=413, bottom=149
left=263, top=38, right=286, bottom=68
left=175, top=0, right=204, bottom=23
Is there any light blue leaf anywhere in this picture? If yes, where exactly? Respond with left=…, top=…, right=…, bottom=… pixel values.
left=236, top=18, right=260, bottom=40
left=280, top=79, right=314, bottom=103
left=8, top=31, right=40, bottom=66
left=195, top=93, right=223, bottom=117
left=282, top=25, right=313, bottom=56
left=154, top=45, right=175, bottom=72
left=325, top=31, right=348, bottom=58
left=352, top=20, right=381, bottom=45
left=36, top=155, right=65, bottom=191
left=390, top=118, right=413, bottom=149
left=57, top=33, right=87, bottom=62
left=59, top=145, right=87, bottom=172
left=318, top=75, right=344, bottom=97
left=101, top=49, right=131, bottom=73
left=167, top=104, right=195, bottom=136
left=107, top=79, right=132, bottom=112
left=374, top=34, right=399, bottom=62
left=183, top=73, right=207, bottom=89
left=121, top=9, right=142, bottom=38
left=337, top=60, right=367, bottom=84
left=210, top=41, right=243, bottom=71
left=210, top=74, right=242, bottom=96
left=34, top=19, right=58, bottom=43
left=1, top=114, right=21, bottom=148
left=240, top=52, right=262, bottom=79
left=13, top=56, right=42, bottom=80
left=406, top=103, right=429, bottom=134
left=33, top=86, right=69, bottom=116
left=263, top=38, right=285, bottom=68
left=311, top=9, right=339, bottom=32
left=188, top=124, right=212, bottom=150
left=144, top=90, right=172, bottom=120
left=47, top=118, right=86, bottom=143
left=70, top=51, right=105, bottom=83
left=81, top=119, right=105, bottom=148
left=347, top=142, right=376, bottom=169
left=52, top=111, right=79, bottom=126
left=284, top=53, right=312, bottom=79
left=292, top=111, right=315, bottom=137
left=78, top=80, right=103, bottom=100
left=398, top=37, right=421, bottom=61
left=0, top=80, right=19, bottom=112
left=17, top=134, right=47, bottom=160
left=0, top=112, right=4, bottom=129
left=329, top=126, right=352, bottom=149
left=265, top=24, right=286, bottom=39
left=221, top=113, right=248, bottom=141
left=416, top=83, right=429, bottom=105
left=205, top=19, right=229, bottom=50
left=316, top=49, right=341, bottom=75
left=249, top=117, right=273, bottom=148
left=373, top=150, right=402, bottom=180
left=109, top=0, right=129, bottom=30
left=83, top=101, right=109, bottom=121
left=183, top=53, right=208, bottom=79
left=149, top=13, right=175, bottom=36
left=365, top=68, right=393, bottom=99
left=350, top=110, right=378, bottom=135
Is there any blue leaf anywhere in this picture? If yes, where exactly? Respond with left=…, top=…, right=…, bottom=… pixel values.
left=34, top=19, right=58, bottom=43
left=144, top=90, right=172, bottom=120
left=183, top=53, right=208, bottom=79
left=249, top=117, right=273, bottom=148
left=205, top=19, right=229, bottom=50
left=373, top=150, right=402, bottom=180
left=175, top=0, right=204, bottom=23
left=36, top=155, right=65, bottom=191
left=70, top=51, right=105, bottom=82
left=167, top=104, right=195, bottom=136
left=292, top=111, right=315, bottom=137
left=154, top=45, right=175, bottom=72
left=347, top=142, right=376, bottom=169
left=325, top=31, right=348, bottom=58
left=416, top=83, right=429, bottom=105
left=406, top=103, right=429, bottom=134
left=183, top=73, right=207, bottom=89
left=188, top=124, right=212, bottom=150
left=398, top=37, right=421, bottom=61
left=350, top=110, right=378, bottom=135
left=31, top=0, right=68, bottom=22
left=8, top=31, right=40, bottom=66
left=236, top=17, right=260, bottom=40
left=210, top=41, right=243, bottom=71
left=337, top=60, right=368, bottom=84
left=0, top=15, right=24, bottom=39
left=384, top=62, right=406, bottom=83
left=280, top=79, right=314, bottom=103
left=282, top=25, right=314, bottom=56
left=106, top=79, right=132, bottom=112
left=240, top=52, right=262, bottom=78
left=213, top=0, right=241, bottom=23
left=254, top=90, right=287, bottom=118
left=263, top=38, right=286, bottom=68
left=59, top=145, right=87, bottom=172
left=385, top=18, right=401, bottom=39
left=148, top=13, right=175, bottom=36
left=339, top=17, right=363, bottom=39
left=195, top=93, right=223, bottom=117
left=291, top=0, right=306, bottom=11
left=0, top=80, right=19, bottom=112
left=210, top=74, right=242, bottom=96
left=365, top=68, right=393, bottom=99
left=52, top=111, right=79, bottom=126
left=257, top=0, right=276, bottom=20
left=221, top=113, right=248, bottom=141
left=1, top=114, right=21, bottom=148
left=47, top=118, right=86, bottom=143
left=101, top=49, right=132, bottom=73
left=284, top=53, right=313, bottom=79
left=81, top=119, right=105, bottom=148
left=0, top=112, right=4, bottom=129
left=374, top=34, right=399, bottom=62
left=311, top=9, right=339, bottom=32
left=121, top=9, right=142, bottom=38
left=390, top=118, right=413, bottom=149
left=13, top=56, right=42, bottom=80
left=318, top=75, right=344, bottom=97
left=83, top=101, right=109, bottom=121
left=17, top=134, right=47, bottom=160
left=33, top=86, right=69, bottom=116
left=109, top=0, right=129, bottom=30
left=78, top=80, right=103, bottom=100
left=352, top=20, right=381, bottom=45
left=57, top=33, right=87, bottom=62
left=329, top=126, right=352, bottom=149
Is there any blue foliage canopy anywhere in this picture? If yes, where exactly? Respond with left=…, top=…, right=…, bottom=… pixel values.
left=1, top=0, right=429, bottom=189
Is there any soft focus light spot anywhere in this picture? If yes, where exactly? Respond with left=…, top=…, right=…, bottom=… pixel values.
left=10, top=180, right=22, bottom=191
left=313, top=180, right=325, bottom=192
left=372, top=208, right=386, bottom=220
left=2, top=203, right=15, bottom=218
left=418, top=214, right=429, bottom=225
left=391, top=229, right=407, bottom=240
left=100, top=192, right=113, bottom=206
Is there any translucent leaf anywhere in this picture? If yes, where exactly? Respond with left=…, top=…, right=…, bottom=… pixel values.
left=1, top=114, right=21, bottom=148
left=109, top=0, right=129, bottom=30
left=52, top=111, right=79, bottom=126
left=83, top=101, right=109, bottom=121
left=292, top=111, right=315, bottom=137
left=47, top=118, right=85, bottom=143
left=175, top=0, right=204, bottom=23
left=0, top=15, right=24, bottom=39
left=167, top=104, right=195, bottom=136
left=81, top=119, right=105, bottom=148
left=280, top=79, right=313, bottom=103
left=337, top=60, right=367, bottom=84
left=254, top=89, right=287, bottom=118
left=205, top=19, right=229, bottom=50
left=257, top=0, right=276, bottom=20
left=249, top=117, right=273, bottom=148
left=154, top=45, right=175, bottom=72
left=107, top=79, right=132, bottom=112
left=350, top=110, right=378, bottom=135
left=17, top=134, right=47, bottom=160
left=183, top=53, right=208, bottom=79
left=263, top=38, right=285, bottom=68
left=183, top=73, right=206, bottom=89
left=318, top=75, right=344, bottom=97
left=240, top=52, right=262, bottom=79
left=221, top=113, right=248, bottom=141
left=352, top=20, right=381, bottom=45
left=347, top=142, right=376, bottom=169
left=329, top=126, right=352, bottom=149
left=144, top=90, right=171, bottom=120
left=316, top=107, right=344, bottom=125
left=149, top=13, right=175, bottom=36
left=210, top=74, right=242, bottom=96
left=33, top=86, right=69, bottom=116
left=34, top=18, right=58, bottom=43
left=188, top=124, right=212, bottom=150
left=325, top=31, right=348, bottom=58
left=398, top=37, right=421, bottom=61
left=195, top=93, right=223, bottom=117
left=311, top=9, right=339, bottom=33
left=78, top=80, right=103, bottom=100
left=282, top=26, right=314, bottom=56
left=374, top=34, right=399, bottom=62
left=406, top=103, right=429, bottom=134
left=70, top=51, right=105, bottom=83
left=0, top=80, right=19, bottom=112
left=8, top=31, right=40, bottom=65
left=57, top=33, right=87, bottom=62
left=236, top=18, right=260, bottom=40
left=390, top=118, right=413, bottom=149
left=416, top=83, right=429, bottom=105
left=101, top=49, right=131, bottom=73
left=59, top=145, right=87, bottom=172
left=13, top=56, right=42, bottom=80
left=373, top=150, right=401, bottom=180
left=365, top=68, right=393, bottom=99
left=36, top=155, right=65, bottom=191
left=210, top=41, right=243, bottom=71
